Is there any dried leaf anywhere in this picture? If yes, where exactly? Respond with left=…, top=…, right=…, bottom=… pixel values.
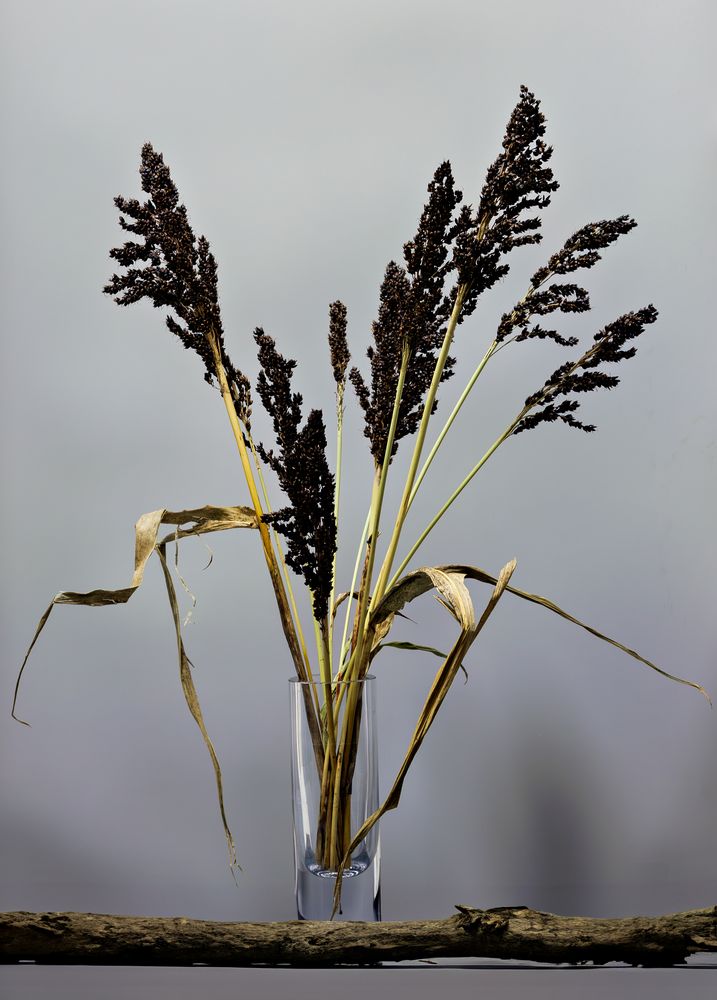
left=373, top=640, right=448, bottom=659
left=12, top=504, right=258, bottom=871
left=173, top=532, right=198, bottom=626
left=371, top=562, right=709, bottom=702
left=371, top=639, right=468, bottom=682
left=333, top=559, right=516, bottom=914
left=371, top=612, right=395, bottom=650
left=331, top=590, right=357, bottom=623
left=377, top=560, right=516, bottom=812
left=156, top=543, right=239, bottom=872
left=13, top=504, right=257, bottom=723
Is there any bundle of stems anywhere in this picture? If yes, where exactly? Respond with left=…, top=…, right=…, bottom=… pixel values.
left=15, top=87, right=708, bottom=912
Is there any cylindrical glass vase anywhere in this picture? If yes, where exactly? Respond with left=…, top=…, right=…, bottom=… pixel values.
left=289, top=674, right=381, bottom=921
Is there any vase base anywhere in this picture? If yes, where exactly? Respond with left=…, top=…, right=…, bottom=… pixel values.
left=296, top=855, right=381, bottom=921
left=308, top=860, right=368, bottom=880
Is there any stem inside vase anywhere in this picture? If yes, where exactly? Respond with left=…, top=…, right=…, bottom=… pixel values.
left=289, top=675, right=381, bottom=920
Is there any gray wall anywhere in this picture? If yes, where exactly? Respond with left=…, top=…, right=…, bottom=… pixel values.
left=1, top=0, right=715, bottom=995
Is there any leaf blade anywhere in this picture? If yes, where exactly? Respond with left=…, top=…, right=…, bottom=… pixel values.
left=333, top=559, right=516, bottom=914
left=372, top=562, right=710, bottom=703
left=12, top=504, right=259, bottom=865
left=156, top=543, right=239, bottom=873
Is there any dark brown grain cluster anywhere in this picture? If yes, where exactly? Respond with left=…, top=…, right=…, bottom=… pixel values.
left=104, top=143, right=251, bottom=426
left=496, top=214, right=639, bottom=353
left=349, top=87, right=568, bottom=465
left=103, top=87, right=659, bottom=611
left=254, top=330, right=336, bottom=621
left=328, top=301, right=350, bottom=387
left=515, top=305, right=658, bottom=434
left=531, top=216, right=637, bottom=286
left=452, top=85, right=559, bottom=319
left=350, top=162, right=462, bottom=464
left=496, top=283, right=588, bottom=347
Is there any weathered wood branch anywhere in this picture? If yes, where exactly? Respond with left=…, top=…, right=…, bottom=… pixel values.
left=2, top=906, right=715, bottom=967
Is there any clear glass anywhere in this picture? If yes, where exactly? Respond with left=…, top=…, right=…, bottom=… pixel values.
left=289, top=674, right=381, bottom=921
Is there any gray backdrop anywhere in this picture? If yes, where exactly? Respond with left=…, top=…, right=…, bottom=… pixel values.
left=1, top=1, right=715, bottom=997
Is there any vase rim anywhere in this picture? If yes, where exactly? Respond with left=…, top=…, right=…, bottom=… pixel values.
left=288, top=673, right=376, bottom=685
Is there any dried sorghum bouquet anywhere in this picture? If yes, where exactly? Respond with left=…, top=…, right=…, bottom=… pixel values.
left=15, top=87, right=707, bottom=910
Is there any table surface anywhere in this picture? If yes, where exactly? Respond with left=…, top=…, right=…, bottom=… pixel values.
left=2, top=958, right=715, bottom=1000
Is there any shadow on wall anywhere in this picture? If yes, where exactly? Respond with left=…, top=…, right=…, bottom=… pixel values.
left=0, top=815, right=123, bottom=914
left=476, top=707, right=618, bottom=916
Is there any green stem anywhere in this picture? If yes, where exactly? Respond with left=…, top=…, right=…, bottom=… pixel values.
left=353, top=342, right=411, bottom=658
left=407, top=338, right=497, bottom=511
left=371, top=284, right=467, bottom=609
left=336, top=508, right=370, bottom=677
left=407, top=276, right=551, bottom=513
left=314, top=608, right=337, bottom=767
left=331, top=342, right=413, bottom=796
left=247, top=433, right=314, bottom=680
left=328, top=382, right=345, bottom=671
left=381, top=274, right=574, bottom=596
left=386, top=413, right=524, bottom=594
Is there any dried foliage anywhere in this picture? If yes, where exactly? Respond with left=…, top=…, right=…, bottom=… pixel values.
left=16, top=87, right=708, bottom=914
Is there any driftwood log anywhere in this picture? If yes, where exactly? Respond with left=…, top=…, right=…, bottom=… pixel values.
left=1, top=906, right=716, bottom=967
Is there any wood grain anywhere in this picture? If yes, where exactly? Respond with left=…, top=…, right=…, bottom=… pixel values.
left=2, top=905, right=715, bottom=967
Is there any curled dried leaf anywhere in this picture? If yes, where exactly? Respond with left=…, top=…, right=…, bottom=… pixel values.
left=13, top=504, right=259, bottom=871
left=333, top=559, right=516, bottom=914
left=371, top=562, right=709, bottom=702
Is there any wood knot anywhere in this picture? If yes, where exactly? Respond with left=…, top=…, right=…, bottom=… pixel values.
left=454, top=905, right=509, bottom=935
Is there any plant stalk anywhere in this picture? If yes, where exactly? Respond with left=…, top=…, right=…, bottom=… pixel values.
left=371, top=284, right=467, bottom=608
left=336, top=509, right=370, bottom=679
left=247, top=433, right=314, bottom=680
left=386, top=330, right=606, bottom=593
left=407, top=339, right=497, bottom=510
left=352, top=341, right=411, bottom=664
left=328, top=382, right=345, bottom=670
left=387, top=416, right=522, bottom=593
left=207, top=330, right=324, bottom=771
left=315, top=612, right=337, bottom=768
left=318, top=345, right=411, bottom=869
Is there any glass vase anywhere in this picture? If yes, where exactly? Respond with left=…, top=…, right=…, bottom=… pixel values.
left=289, top=674, right=381, bottom=921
